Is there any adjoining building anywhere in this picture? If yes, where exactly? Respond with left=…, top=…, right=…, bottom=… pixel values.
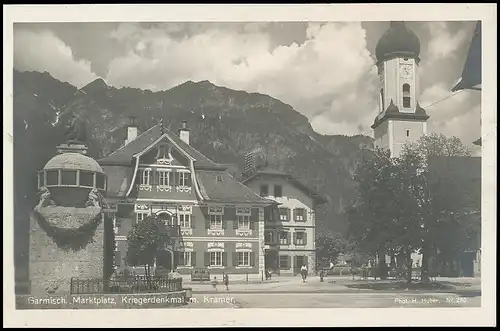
left=98, top=119, right=276, bottom=277
left=242, top=167, right=327, bottom=276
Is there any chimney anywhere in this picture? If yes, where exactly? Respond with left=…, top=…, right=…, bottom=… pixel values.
left=125, top=116, right=138, bottom=145
left=179, top=120, right=190, bottom=145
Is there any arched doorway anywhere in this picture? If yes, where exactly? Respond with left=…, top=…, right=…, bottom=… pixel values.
left=154, top=211, right=176, bottom=274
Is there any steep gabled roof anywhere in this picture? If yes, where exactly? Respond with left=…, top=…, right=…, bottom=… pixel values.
left=98, top=123, right=223, bottom=169
left=196, top=170, right=275, bottom=205
left=242, top=168, right=328, bottom=205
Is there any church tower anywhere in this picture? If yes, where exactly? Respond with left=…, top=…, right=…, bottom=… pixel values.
left=372, top=21, right=430, bottom=157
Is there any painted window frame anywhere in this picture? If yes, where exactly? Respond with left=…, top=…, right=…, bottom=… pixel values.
left=209, top=251, right=223, bottom=267
left=237, top=215, right=250, bottom=230
left=178, top=214, right=191, bottom=229
left=178, top=251, right=192, bottom=267
left=139, top=168, right=152, bottom=185
left=210, top=214, right=223, bottom=230
left=237, top=251, right=251, bottom=267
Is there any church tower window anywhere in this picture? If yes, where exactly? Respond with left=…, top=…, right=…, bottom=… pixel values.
left=402, top=84, right=411, bottom=108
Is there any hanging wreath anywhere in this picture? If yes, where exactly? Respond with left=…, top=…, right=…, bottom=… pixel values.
left=32, top=189, right=105, bottom=252
left=33, top=208, right=103, bottom=252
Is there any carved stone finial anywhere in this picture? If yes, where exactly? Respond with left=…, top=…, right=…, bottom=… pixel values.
left=85, top=188, right=101, bottom=208
left=37, top=187, right=55, bottom=208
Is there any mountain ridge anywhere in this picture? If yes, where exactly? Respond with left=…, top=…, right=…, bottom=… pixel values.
left=13, top=69, right=374, bottom=280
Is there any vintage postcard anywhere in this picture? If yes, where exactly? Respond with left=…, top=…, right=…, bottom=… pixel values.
left=3, top=3, right=497, bottom=327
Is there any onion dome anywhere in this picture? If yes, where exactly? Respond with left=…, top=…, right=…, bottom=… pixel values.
left=375, top=21, right=421, bottom=63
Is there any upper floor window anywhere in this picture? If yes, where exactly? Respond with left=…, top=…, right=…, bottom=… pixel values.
left=279, top=208, right=290, bottom=222
left=294, top=208, right=306, bottom=222
left=210, top=214, right=223, bottom=230
left=295, top=231, right=307, bottom=246
left=178, top=214, right=191, bottom=228
left=178, top=172, right=190, bottom=187
left=402, top=84, right=411, bottom=108
left=265, top=230, right=276, bottom=244
left=274, top=185, right=283, bottom=197
left=237, top=215, right=250, bottom=230
left=157, top=145, right=172, bottom=160
left=279, top=231, right=289, bottom=245
left=260, top=184, right=269, bottom=197
left=158, top=170, right=170, bottom=186
left=140, top=169, right=151, bottom=185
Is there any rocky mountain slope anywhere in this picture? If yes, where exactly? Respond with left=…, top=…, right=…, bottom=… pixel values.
left=13, top=69, right=373, bottom=277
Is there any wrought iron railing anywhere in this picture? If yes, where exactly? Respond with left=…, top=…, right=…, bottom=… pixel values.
left=70, top=276, right=183, bottom=294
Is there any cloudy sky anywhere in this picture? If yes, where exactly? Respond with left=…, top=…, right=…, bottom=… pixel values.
left=13, top=21, right=481, bottom=151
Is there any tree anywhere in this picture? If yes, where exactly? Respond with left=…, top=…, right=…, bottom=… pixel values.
left=400, top=132, right=474, bottom=281
left=349, top=148, right=402, bottom=279
left=126, top=214, right=171, bottom=282
left=315, top=232, right=347, bottom=267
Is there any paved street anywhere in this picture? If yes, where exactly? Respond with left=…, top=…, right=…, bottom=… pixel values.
left=181, top=276, right=481, bottom=308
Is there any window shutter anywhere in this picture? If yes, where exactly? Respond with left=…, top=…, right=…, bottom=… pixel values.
left=287, top=232, right=291, bottom=245
left=191, top=215, right=195, bottom=228
left=286, top=208, right=291, bottom=221
left=287, top=256, right=291, bottom=269
left=303, top=232, right=308, bottom=245
left=293, top=256, right=297, bottom=270
left=222, top=252, right=227, bottom=266
left=191, top=252, right=196, bottom=267
left=250, top=252, right=255, bottom=266
left=233, top=218, right=239, bottom=229
left=249, top=219, right=253, bottom=230
left=173, top=172, right=179, bottom=186
left=304, top=209, right=308, bottom=222
left=205, top=216, right=210, bottom=229
left=293, top=208, right=297, bottom=221
left=293, top=232, right=297, bottom=245
left=204, top=252, right=210, bottom=266
left=222, top=216, right=227, bottom=229
left=154, top=170, right=159, bottom=185
left=232, top=252, right=238, bottom=266
left=187, top=173, right=192, bottom=187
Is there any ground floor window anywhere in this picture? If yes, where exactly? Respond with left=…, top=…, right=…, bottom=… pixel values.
left=210, top=251, right=223, bottom=266
left=237, top=251, right=251, bottom=266
left=178, top=252, right=192, bottom=266
left=279, top=255, right=290, bottom=269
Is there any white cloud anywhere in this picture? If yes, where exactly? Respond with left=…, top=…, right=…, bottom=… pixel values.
left=106, top=22, right=377, bottom=135
left=14, top=30, right=98, bottom=88
left=426, top=22, right=468, bottom=64
left=421, top=83, right=481, bottom=150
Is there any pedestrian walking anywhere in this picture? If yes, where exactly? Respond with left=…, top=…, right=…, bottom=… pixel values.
left=223, top=273, right=229, bottom=291
left=211, top=276, right=218, bottom=291
left=300, top=264, right=308, bottom=282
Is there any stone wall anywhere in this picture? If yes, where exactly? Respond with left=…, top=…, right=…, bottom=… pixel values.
left=29, top=207, right=105, bottom=295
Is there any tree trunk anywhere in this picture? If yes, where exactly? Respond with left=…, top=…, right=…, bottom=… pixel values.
left=378, top=249, right=387, bottom=280
left=421, top=241, right=430, bottom=283
left=406, top=249, right=413, bottom=284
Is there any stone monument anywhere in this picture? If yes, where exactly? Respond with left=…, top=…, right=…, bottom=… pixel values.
left=29, top=118, right=108, bottom=294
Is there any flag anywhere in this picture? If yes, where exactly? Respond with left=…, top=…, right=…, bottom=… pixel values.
left=452, top=21, right=482, bottom=92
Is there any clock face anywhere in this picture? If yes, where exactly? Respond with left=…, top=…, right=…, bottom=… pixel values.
left=400, top=64, right=413, bottom=78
